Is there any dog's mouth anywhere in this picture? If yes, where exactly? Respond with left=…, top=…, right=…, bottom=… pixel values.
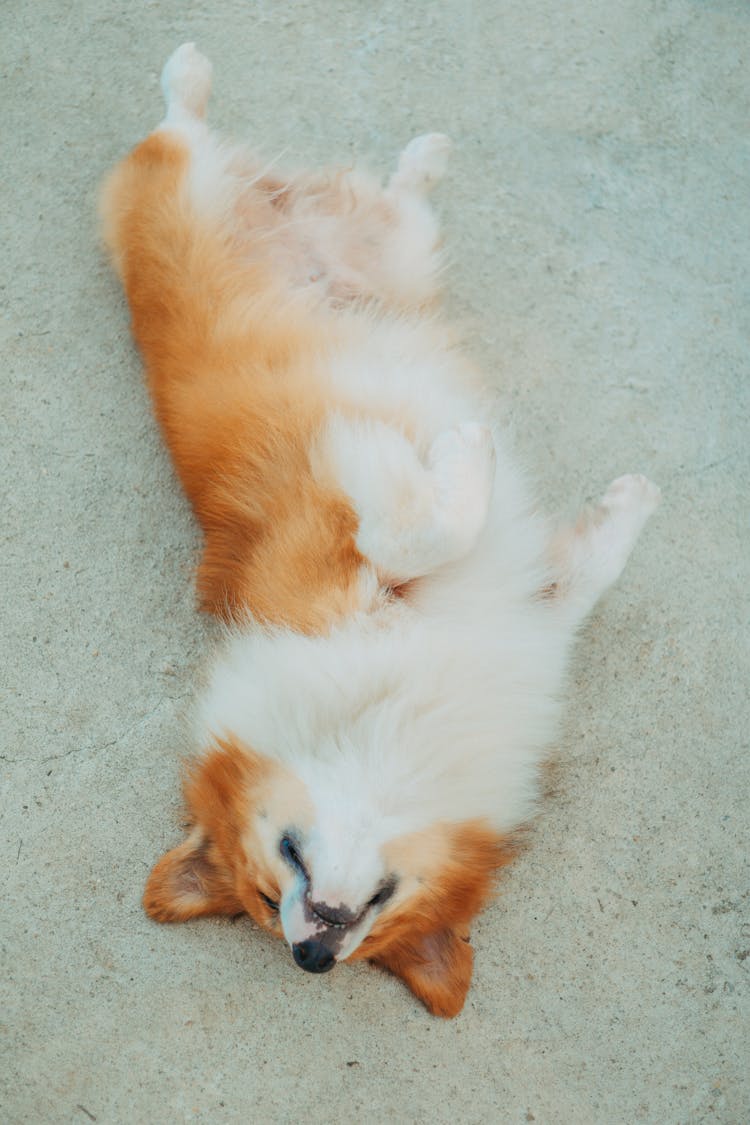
left=288, top=894, right=362, bottom=972
left=257, top=885, right=352, bottom=971
left=277, top=837, right=399, bottom=970
left=307, top=894, right=367, bottom=929
left=281, top=884, right=388, bottom=970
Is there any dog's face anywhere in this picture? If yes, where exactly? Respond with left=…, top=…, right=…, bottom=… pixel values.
left=144, top=738, right=511, bottom=1016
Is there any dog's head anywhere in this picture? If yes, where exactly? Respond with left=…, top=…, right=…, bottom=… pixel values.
left=144, top=737, right=512, bottom=1017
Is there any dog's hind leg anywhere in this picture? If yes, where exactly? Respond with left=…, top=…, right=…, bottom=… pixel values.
left=545, top=474, right=660, bottom=625
left=387, top=133, right=452, bottom=197
left=160, top=42, right=213, bottom=129
left=156, top=43, right=249, bottom=220
left=361, top=134, right=451, bottom=308
left=100, top=44, right=244, bottom=366
left=278, top=133, right=451, bottom=309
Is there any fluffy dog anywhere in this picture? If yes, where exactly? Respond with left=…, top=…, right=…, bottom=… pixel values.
left=100, top=44, right=659, bottom=1017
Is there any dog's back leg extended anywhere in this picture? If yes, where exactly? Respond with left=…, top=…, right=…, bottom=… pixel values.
left=100, top=48, right=371, bottom=630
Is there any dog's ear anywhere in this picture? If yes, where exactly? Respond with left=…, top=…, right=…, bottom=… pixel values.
left=369, top=819, right=513, bottom=1016
left=143, top=739, right=274, bottom=923
left=372, top=927, right=474, bottom=1018
left=143, top=828, right=243, bottom=922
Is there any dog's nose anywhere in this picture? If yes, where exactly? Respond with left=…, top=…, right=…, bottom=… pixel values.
left=291, top=940, right=336, bottom=974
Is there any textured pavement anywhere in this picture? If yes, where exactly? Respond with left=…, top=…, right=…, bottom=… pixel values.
left=2, top=2, right=749, bottom=1122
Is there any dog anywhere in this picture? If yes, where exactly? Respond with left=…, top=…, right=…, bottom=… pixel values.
left=100, top=44, right=660, bottom=1017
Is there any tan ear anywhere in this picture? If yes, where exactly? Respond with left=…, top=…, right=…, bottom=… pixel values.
left=372, top=928, right=474, bottom=1018
left=143, top=828, right=243, bottom=923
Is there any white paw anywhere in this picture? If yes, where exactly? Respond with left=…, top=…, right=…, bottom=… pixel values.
left=161, top=43, right=213, bottom=119
left=585, top=473, right=660, bottom=590
left=601, top=473, right=661, bottom=519
left=429, top=422, right=496, bottom=547
left=394, top=133, right=452, bottom=193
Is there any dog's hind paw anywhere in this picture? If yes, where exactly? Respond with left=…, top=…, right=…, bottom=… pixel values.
left=161, top=43, right=213, bottom=120
left=392, top=134, right=452, bottom=194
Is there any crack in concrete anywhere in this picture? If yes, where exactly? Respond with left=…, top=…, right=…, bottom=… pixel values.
left=1, top=694, right=190, bottom=766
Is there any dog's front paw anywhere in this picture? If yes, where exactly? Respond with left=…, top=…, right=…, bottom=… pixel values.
left=600, top=473, right=661, bottom=520
left=429, top=422, right=496, bottom=549
left=584, top=473, right=661, bottom=589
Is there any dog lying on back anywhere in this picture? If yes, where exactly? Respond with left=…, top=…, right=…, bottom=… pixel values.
left=100, top=44, right=659, bottom=1017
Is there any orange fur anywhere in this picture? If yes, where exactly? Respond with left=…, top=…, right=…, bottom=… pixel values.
left=101, top=133, right=365, bottom=630
left=369, top=928, right=475, bottom=1019
left=143, top=740, right=293, bottom=933
left=144, top=738, right=511, bottom=1017
left=359, top=822, right=514, bottom=1016
left=103, top=75, right=530, bottom=1016
left=143, top=830, right=245, bottom=922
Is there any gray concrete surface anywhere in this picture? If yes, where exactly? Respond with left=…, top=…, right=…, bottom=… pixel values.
left=2, top=2, right=748, bottom=1121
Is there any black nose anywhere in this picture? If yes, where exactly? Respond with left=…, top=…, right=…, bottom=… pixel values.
left=292, top=940, right=336, bottom=974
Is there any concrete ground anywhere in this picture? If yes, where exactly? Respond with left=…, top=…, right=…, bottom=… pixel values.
left=2, top=1, right=748, bottom=1121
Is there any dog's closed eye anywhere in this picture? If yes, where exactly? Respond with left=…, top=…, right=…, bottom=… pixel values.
left=258, top=890, right=279, bottom=912
left=367, top=878, right=397, bottom=909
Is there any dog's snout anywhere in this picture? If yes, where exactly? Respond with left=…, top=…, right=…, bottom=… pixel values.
left=292, top=940, right=336, bottom=974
